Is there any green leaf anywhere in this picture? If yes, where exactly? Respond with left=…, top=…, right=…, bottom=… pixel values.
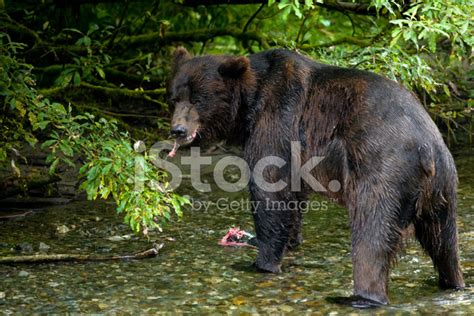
left=390, top=32, right=402, bottom=48
left=172, top=199, right=182, bottom=217
left=100, top=186, right=111, bottom=199
left=87, top=24, right=99, bottom=36
left=102, top=163, right=113, bottom=174
left=76, top=36, right=91, bottom=46
left=442, top=85, right=451, bottom=97
left=63, top=158, right=76, bottom=168
left=49, top=158, right=60, bottom=175
left=15, top=101, right=26, bottom=117
left=96, top=66, right=106, bottom=79
left=24, top=133, right=38, bottom=146
left=117, top=198, right=127, bottom=213
left=63, top=28, right=83, bottom=35
left=9, top=98, right=16, bottom=110
left=59, top=141, right=74, bottom=157
left=52, top=103, right=67, bottom=116
left=35, top=120, right=50, bottom=130
left=83, top=36, right=91, bottom=46
left=87, top=165, right=100, bottom=181
left=41, top=139, right=57, bottom=149
left=56, top=71, right=74, bottom=88
left=73, top=71, right=81, bottom=86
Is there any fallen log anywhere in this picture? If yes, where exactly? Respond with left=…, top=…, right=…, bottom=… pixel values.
left=0, top=197, right=71, bottom=208
left=0, top=243, right=163, bottom=264
left=0, top=174, right=62, bottom=200
left=0, top=210, right=33, bottom=221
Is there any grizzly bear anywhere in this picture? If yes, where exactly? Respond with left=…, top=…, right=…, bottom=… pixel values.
left=167, top=47, right=464, bottom=307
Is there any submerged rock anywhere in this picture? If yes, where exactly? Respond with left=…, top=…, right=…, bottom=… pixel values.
left=56, top=225, right=70, bottom=234
left=14, top=242, right=33, bottom=253
left=107, top=235, right=132, bottom=242
left=18, top=271, right=29, bottom=277
left=39, top=242, right=51, bottom=252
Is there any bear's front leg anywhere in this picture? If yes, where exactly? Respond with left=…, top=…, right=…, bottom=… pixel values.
left=250, top=188, right=295, bottom=273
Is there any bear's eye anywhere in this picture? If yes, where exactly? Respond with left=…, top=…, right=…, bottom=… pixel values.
left=168, top=97, right=178, bottom=111
left=190, top=97, right=201, bottom=105
left=170, top=97, right=179, bottom=103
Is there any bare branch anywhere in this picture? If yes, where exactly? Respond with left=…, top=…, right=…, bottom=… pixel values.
left=119, top=27, right=269, bottom=49
left=243, top=3, right=265, bottom=33
left=39, top=82, right=166, bottom=108
left=180, top=0, right=390, bottom=16
left=181, top=0, right=266, bottom=6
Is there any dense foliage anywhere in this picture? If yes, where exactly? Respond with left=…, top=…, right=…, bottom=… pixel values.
left=0, top=0, right=471, bottom=232
left=0, top=33, right=187, bottom=233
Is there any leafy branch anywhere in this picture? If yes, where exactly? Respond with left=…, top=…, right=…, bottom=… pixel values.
left=1, top=34, right=188, bottom=234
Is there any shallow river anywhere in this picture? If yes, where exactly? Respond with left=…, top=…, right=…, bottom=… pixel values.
left=0, top=148, right=472, bottom=314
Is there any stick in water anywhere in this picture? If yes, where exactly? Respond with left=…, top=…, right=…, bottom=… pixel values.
left=0, top=243, right=164, bottom=264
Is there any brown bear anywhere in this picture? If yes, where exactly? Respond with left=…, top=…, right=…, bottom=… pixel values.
left=167, top=47, right=465, bottom=307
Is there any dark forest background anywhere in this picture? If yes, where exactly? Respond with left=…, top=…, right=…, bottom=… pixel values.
left=0, top=0, right=472, bottom=232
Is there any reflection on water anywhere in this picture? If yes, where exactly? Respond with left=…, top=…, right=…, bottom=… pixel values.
left=0, top=149, right=472, bottom=313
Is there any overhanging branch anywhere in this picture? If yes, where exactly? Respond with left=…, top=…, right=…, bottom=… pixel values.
left=315, top=1, right=381, bottom=16
left=181, top=0, right=387, bottom=16
left=38, top=82, right=166, bottom=108
left=300, top=36, right=370, bottom=49
left=119, top=27, right=269, bottom=49
left=24, top=28, right=269, bottom=58
left=181, top=0, right=266, bottom=5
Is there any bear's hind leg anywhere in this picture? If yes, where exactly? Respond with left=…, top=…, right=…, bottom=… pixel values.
left=345, top=192, right=405, bottom=307
left=329, top=212, right=400, bottom=309
left=350, top=222, right=399, bottom=306
left=287, top=209, right=303, bottom=250
left=414, top=207, right=465, bottom=290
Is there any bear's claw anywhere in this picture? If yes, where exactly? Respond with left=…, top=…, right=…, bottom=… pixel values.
left=253, top=261, right=282, bottom=274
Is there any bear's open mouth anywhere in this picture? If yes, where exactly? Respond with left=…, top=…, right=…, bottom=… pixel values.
left=168, top=128, right=199, bottom=158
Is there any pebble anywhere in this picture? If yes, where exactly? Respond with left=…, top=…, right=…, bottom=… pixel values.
left=208, top=277, right=223, bottom=284
left=0, top=292, right=5, bottom=299
left=48, top=282, right=60, bottom=288
left=56, top=225, right=70, bottom=234
left=18, top=271, right=29, bottom=277
left=107, top=235, right=132, bottom=241
left=280, top=305, right=294, bottom=312
left=231, top=296, right=246, bottom=306
left=16, top=242, right=33, bottom=254
left=107, top=236, right=124, bottom=242
left=97, top=303, right=108, bottom=310
left=39, top=242, right=51, bottom=252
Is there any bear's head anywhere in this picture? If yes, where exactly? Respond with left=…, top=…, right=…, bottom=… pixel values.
left=167, top=47, right=254, bottom=153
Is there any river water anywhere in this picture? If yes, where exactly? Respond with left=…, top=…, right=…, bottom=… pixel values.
left=0, top=148, right=472, bottom=314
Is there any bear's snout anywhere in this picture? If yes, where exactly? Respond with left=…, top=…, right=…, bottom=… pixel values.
left=170, top=124, right=187, bottom=137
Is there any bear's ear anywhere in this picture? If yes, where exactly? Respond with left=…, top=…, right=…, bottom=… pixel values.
left=172, top=47, right=191, bottom=72
left=218, top=56, right=250, bottom=79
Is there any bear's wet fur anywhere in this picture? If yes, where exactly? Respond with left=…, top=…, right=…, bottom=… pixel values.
left=168, top=48, right=465, bottom=307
